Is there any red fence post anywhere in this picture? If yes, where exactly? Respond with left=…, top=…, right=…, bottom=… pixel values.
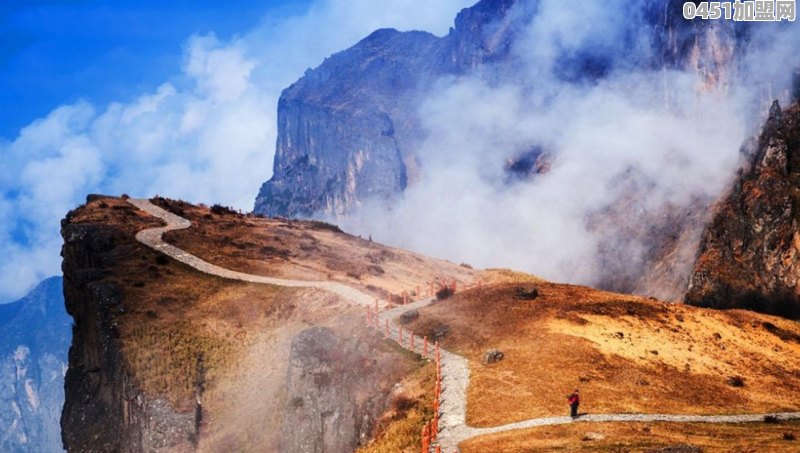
left=403, top=291, right=408, bottom=305
left=410, top=333, right=415, bottom=352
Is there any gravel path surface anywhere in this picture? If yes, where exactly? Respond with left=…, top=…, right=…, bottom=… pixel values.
left=128, top=198, right=800, bottom=451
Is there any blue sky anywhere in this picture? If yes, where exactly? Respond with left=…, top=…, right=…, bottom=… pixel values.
left=0, top=0, right=473, bottom=303
left=0, top=0, right=311, bottom=138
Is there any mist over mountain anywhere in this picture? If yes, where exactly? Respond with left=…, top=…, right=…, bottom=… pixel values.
left=0, top=277, right=69, bottom=453
left=254, top=0, right=799, bottom=299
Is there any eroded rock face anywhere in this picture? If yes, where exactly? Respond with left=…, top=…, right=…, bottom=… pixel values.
left=60, top=222, right=194, bottom=452
left=280, top=326, right=404, bottom=453
left=0, top=277, right=70, bottom=453
left=686, top=101, right=800, bottom=319
left=254, top=0, right=743, bottom=220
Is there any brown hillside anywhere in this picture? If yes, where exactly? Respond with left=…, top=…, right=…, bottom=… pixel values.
left=62, top=196, right=436, bottom=452
left=406, top=283, right=800, bottom=428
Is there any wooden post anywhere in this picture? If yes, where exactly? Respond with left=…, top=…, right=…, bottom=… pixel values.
left=384, top=319, right=389, bottom=337
left=403, top=291, right=408, bottom=305
left=416, top=285, right=420, bottom=300
left=424, top=336, right=428, bottom=357
left=429, top=282, right=434, bottom=298
left=410, top=333, right=415, bottom=352
left=451, top=279, right=457, bottom=293
left=478, top=279, right=482, bottom=290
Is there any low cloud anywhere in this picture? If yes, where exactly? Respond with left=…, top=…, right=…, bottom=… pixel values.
left=339, top=0, right=799, bottom=289
left=0, top=0, right=473, bottom=302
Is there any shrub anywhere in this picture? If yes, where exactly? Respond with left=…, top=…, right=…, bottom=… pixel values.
left=436, top=287, right=454, bottom=300
left=307, top=220, right=343, bottom=233
left=210, top=204, right=237, bottom=216
left=784, top=432, right=796, bottom=441
left=765, top=415, right=780, bottom=424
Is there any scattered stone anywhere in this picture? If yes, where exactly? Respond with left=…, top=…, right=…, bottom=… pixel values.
left=649, top=350, right=659, bottom=355
left=514, top=287, right=539, bottom=300
left=765, top=415, right=780, bottom=424
left=614, top=332, right=625, bottom=339
left=399, top=309, right=419, bottom=325
left=430, top=323, right=450, bottom=341
left=727, top=376, right=745, bottom=387
left=482, top=349, right=504, bottom=365
left=581, top=432, right=605, bottom=441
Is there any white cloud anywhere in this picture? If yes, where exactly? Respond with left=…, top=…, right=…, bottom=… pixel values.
left=0, top=0, right=473, bottom=302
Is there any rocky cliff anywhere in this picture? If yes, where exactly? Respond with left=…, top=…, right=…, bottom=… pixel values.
left=254, top=0, right=742, bottom=219
left=60, top=210, right=195, bottom=452
left=0, top=277, right=70, bottom=453
left=59, top=196, right=430, bottom=452
left=686, top=100, right=800, bottom=319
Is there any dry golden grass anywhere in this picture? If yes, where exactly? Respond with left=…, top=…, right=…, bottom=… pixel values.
left=406, top=283, right=800, bottom=427
left=460, top=420, right=800, bottom=452
left=153, top=197, right=480, bottom=298
left=67, top=195, right=425, bottom=451
left=357, top=361, right=437, bottom=453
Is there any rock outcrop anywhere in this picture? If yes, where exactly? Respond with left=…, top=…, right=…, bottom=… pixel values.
left=280, top=325, right=406, bottom=453
left=686, top=101, right=800, bottom=319
left=60, top=220, right=194, bottom=452
left=0, top=277, right=70, bottom=453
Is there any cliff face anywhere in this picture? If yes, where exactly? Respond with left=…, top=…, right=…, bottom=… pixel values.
left=59, top=196, right=427, bottom=452
left=0, top=277, right=70, bottom=453
left=686, top=101, right=800, bottom=319
left=254, top=0, right=742, bottom=219
left=60, top=220, right=194, bottom=452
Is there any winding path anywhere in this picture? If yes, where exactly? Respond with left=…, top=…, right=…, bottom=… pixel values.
left=128, top=198, right=800, bottom=451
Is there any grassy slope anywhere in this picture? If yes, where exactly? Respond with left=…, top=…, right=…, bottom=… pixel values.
left=407, top=283, right=800, bottom=429
left=67, top=196, right=428, bottom=451
left=461, top=420, right=800, bottom=452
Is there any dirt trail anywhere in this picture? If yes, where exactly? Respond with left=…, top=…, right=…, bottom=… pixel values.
left=128, top=198, right=800, bottom=451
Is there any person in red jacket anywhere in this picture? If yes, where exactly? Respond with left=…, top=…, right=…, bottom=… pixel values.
left=567, top=389, right=580, bottom=418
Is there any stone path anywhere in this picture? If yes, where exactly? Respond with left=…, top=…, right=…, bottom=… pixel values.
left=128, top=198, right=800, bottom=452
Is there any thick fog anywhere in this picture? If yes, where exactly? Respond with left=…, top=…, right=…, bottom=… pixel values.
left=340, top=0, right=800, bottom=289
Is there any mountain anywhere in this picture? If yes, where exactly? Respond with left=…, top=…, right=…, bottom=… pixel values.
left=254, top=0, right=741, bottom=219
left=60, top=196, right=800, bottom=451
left=0, top=276, right=70, bottom=453
left=252, top=0, right=755, bottom=300
left=686, top=100, right=800, bottom=319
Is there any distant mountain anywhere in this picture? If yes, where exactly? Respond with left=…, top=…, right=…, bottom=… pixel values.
left=253, top=0, right=751, bottom=299
left=0, top=277, right=70, bottom=452
left=254, top=0, right=741, bottom=219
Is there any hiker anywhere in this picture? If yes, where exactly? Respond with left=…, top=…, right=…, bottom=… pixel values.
left=567, top=389, right=580, bottom=417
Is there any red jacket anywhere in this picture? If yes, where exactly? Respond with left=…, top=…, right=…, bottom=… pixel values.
left=568, top=393, right=580, bottom=405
